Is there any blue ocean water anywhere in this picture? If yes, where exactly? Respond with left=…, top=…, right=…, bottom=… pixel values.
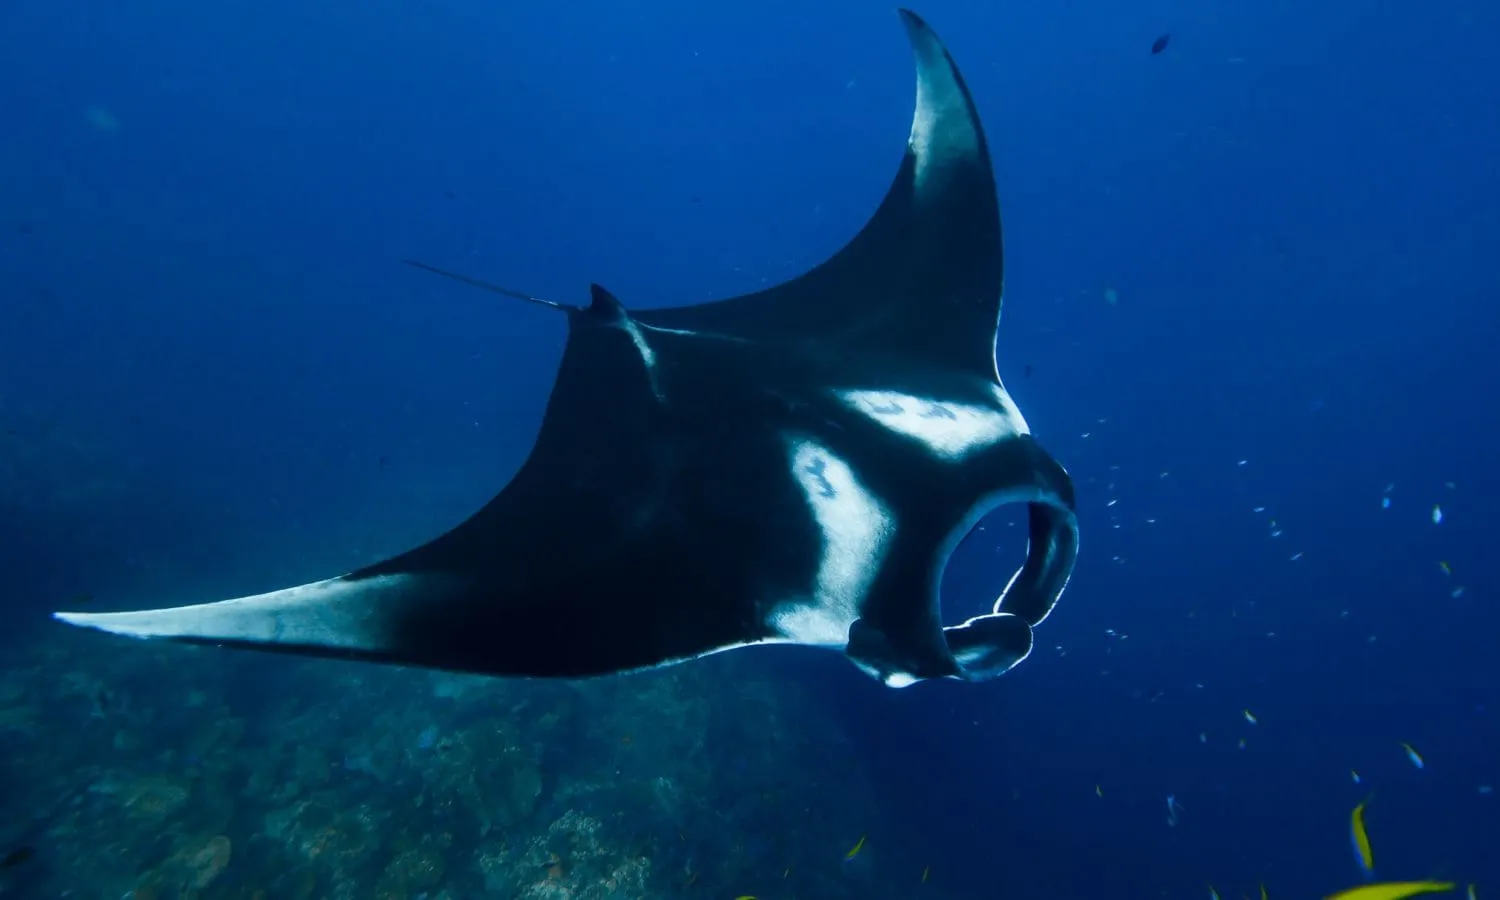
left=1, top=0, right=1496, bottom=897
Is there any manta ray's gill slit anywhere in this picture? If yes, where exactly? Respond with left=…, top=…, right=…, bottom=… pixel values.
left=837, top=388, right=1025, bottom=461
left=771, top=436, right=894, bottom=647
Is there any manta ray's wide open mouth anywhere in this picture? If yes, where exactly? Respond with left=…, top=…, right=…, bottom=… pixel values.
left=932, top=492, right=1080, bottom=684
left=844, top=470, right=1079, bottom=690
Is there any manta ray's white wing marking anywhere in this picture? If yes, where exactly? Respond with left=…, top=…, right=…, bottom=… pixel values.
left=908, top=33, right=981, bottom=191
left=53, top=574, right=415, bottom=648
left=838, top=387, right=1028, bottom=461
left=771, top=436, right=893, bottom=646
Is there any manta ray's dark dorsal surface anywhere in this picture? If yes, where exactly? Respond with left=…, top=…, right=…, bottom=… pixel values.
left=55, top=10, right=1079, bottom=687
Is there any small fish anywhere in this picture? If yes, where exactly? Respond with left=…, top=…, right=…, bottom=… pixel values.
left=1381, top=496, right=1392, bottom=509
left=1096, top=784, right=1104, bottom=798
left=845, top=834, right=867, bottom=860
left=1244, top=709, right=1258, bottom=725
left=1351, top=770, right=1361, bottom=784
left=1432, top=505, right=1443, bottom=524
left=922, top=865, right=930, bottom=883
left=1438, top=561, right=1452, bottom=576
left=1351, top=793, right=1375, bottom=879
left=1151, top=33, right=1172, bottom=54
left=1262, top=884, right=1270, bottom=900
left=1104, top=286, right=1119, bottom=305
left=1324, top=882, right=1456, bottom=900
left=1, top=846, right=35, bottom=869
left=1209, top=886, right=1221, bottom=900
left=1400, top=742, right=1424, bottom=769
left=1465, top=886, right=1475, bottom=900
left=1166, top=794, right=1184, bottom=827
left=735, top=896, right=757, bottom=900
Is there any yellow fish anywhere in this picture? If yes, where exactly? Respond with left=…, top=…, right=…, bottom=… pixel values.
left=1351, top=793, right=1376, bottom=876
left=735, top=896, right=756, bottom=900
left=1261, top=883, right=1269, bottom=900
left=845, top=835, right=867, bottom=860
left=1325, top=882, right=1455, bottom=900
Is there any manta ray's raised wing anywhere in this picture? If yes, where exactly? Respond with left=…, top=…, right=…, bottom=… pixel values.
left=54, top=9, right=1079, bottom=688
left=636, top=10, right=1004, bottom=381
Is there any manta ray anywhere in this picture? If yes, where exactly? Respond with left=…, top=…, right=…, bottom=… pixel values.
left=55, top=9, right=1079, bottom=688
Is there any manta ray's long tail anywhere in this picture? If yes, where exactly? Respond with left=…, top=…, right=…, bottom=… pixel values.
left=402, top=259, right=576, bottom=312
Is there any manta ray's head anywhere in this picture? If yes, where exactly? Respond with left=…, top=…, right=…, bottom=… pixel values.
left=828, top=383, right=1079, bottom=688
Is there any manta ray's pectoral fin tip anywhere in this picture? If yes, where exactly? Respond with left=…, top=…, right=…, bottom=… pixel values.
left=50, top=574, right=413, bottom=654
left=52, top=604, right=228, bottom=643
left=52, top=602, right=232, bottom=642
left=53, top=609, right=149, bottom=638
left=895, top=8, right=927, bottom=29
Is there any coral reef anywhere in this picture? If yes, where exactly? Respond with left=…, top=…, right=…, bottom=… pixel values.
left=0, top=631, right=941, bottom=899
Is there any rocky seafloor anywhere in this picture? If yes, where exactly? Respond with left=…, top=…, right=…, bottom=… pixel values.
left=0, top=629, right=942, bottom=900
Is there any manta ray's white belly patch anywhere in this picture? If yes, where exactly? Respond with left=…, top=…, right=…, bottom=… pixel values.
left=771, top=436, right=893, bottom=646
left=838, top=387, right=1026, bottom=461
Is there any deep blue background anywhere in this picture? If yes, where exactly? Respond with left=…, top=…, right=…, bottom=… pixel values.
left=2, top=0, right=1496, bottom=897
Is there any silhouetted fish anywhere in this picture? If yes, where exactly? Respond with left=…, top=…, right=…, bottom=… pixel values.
left=1151, top=33, right=1171, bottom=54
left=1, top=846, right=35, bottom=869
